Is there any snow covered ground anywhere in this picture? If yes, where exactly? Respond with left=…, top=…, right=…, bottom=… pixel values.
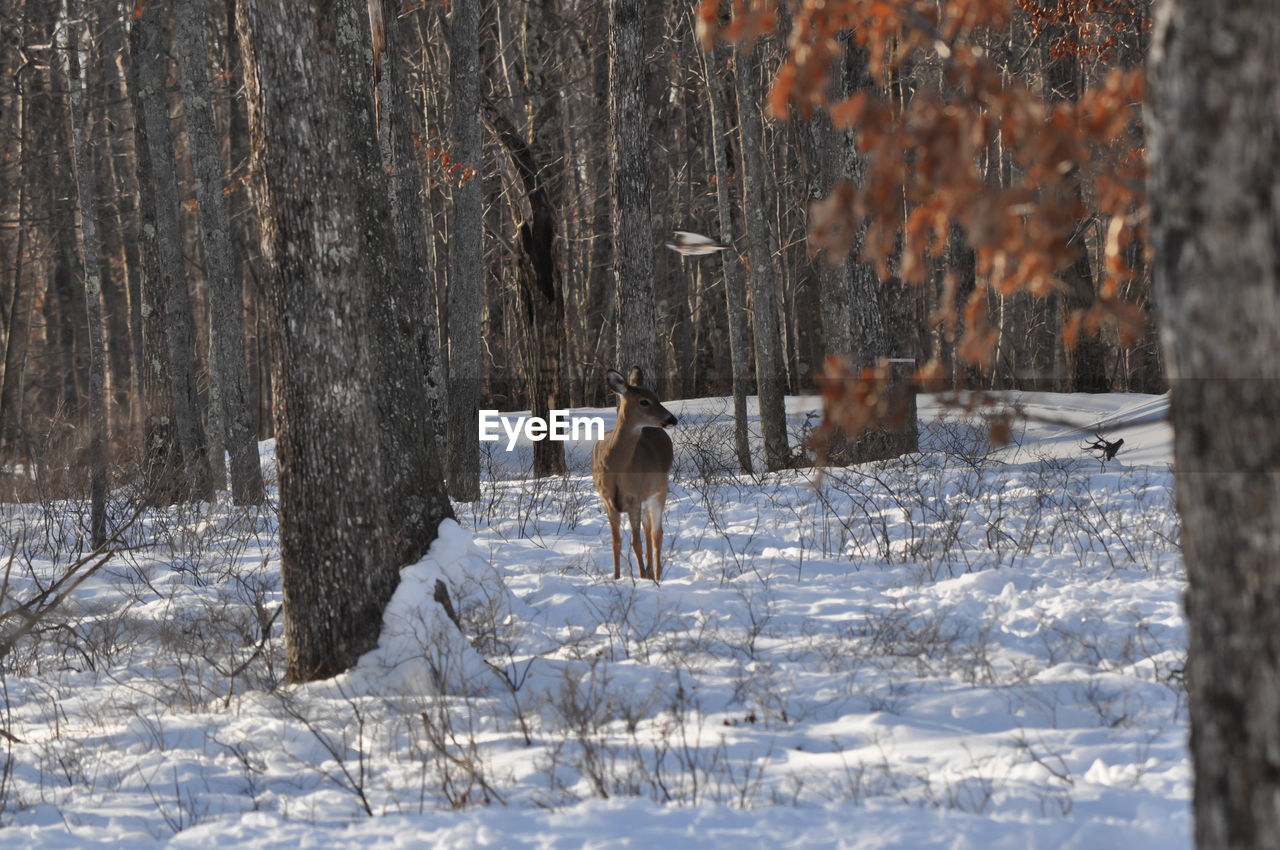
left=0, top=392, right=1188, bottom=847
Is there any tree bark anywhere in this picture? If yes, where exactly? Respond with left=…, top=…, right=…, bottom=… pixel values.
left=49, top=47, right=91, bottom=422
left=85, top=1, right=136, bottom=442
left=446, top=0, right=483, bottom=501
left=174, top=0, right=264, bottom=504
left=239, top=0, right=424, bottom=681
left=125, top=10, right=183, bottom=501
left=486, top=104, right=566, bottom=478
left=0, top=31, right=33, bottom=460
left=374, top=0, right=448, bottom=455
left=609, top=0, right=658, bottom=379
left=701, top=44, right=753, bottom=474
left=63, top=4, right=107, bottom=546
left=826, top=40, right=917, bottom=463
left=515, top=0, right=567, bottom=478
left=222, top=0, right=268, bottom=440
left=132, top=0, right=213, bottom=502
left=813, top=37, right=880, bottom=464
left=735, top=43, right=791, bottom=471
left=1149, top=2, right=1280, bottom=848
left=336, top=0, right=455, bottom=565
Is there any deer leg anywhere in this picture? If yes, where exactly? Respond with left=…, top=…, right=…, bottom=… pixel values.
left=606, top=503, right=622, bottom=580
left=646, top=497, right=665, bottom=583
left=628, top=508, right=648, bottom=580
left=642, top=513, right=653, bottom=578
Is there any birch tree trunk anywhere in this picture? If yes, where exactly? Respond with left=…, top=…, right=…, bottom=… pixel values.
left=174, top=0, right=263, bottom=504
left=1149, top=2, right=1280, bottom=847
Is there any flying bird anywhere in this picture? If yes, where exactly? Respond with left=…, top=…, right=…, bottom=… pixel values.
left=665, top=230, right=730, bottom=256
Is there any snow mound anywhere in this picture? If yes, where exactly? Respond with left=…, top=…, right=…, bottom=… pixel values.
left=343, top=519, right=499, bottom=697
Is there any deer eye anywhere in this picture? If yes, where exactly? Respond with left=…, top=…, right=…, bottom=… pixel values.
left=640, top=399, right=651, bottom=407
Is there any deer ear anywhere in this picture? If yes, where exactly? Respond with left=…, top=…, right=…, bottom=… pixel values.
left=627, top=366, right=644, bottom=388
left=606, top=369, right=628, bottom=395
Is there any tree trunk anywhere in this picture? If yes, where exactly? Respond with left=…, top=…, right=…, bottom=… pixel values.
left=841, top=36, right=918, bottom=461
left=333, top=0, right=454, bottom=566
left=239, top=0, right=448, bottom=681
left=222, top=0, right=268, bottom=440
left=87, top=2, right=136, bottom=442
left=608, top=0, right=658, bottom=379
left=132, top=0, right=213, bottom=502
left=515, top=0, right=567, bottom=478
left=63, top=5, right=107, bottom=545
left=701, top=44, right=753, bottom=474
left=104, top=0, right=146, bottom=441
left=125, top=11, right=183, bottom=501
left=174, top=0, right=264, bottom=504
left=486, top=104, right=566, bottom=478
left=1040, top=8, right=1108, bottom=393
left=814, top=37, right=870, bottom=463
left=375, top=0, right=448, bottom=454
left=446, top=0, right=483, bottom=501
left=735, top=43, right=791, bottom=471
left=50, top=75, right=90, bottom=421
left=0, top=46, right=32, bottom=460
left=868, top=277, right=920, bottom=461
left=1149, top=2, right=1280, bottom=848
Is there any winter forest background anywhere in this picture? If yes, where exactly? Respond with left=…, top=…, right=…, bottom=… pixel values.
left=0, top=0, right=1277, bottom=847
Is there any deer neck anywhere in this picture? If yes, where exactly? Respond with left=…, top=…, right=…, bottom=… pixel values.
left=601, top=415, right=649, bottom=460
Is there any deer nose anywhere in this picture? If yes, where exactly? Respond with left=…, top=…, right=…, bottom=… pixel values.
left=665, top=413, right=677, bottom=427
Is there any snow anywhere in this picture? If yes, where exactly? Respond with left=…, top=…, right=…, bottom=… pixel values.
left=0, top=392, right=1189, bottom=847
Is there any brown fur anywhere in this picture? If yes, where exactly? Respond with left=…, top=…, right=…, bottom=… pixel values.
left=591, top=368, right=677, bottom=582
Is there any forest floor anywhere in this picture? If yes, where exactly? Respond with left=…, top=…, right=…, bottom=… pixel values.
left=0, top=391, right=1189, bottom=848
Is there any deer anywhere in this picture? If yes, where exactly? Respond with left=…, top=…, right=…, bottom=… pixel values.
left=592, top=366, right=678, bottom=583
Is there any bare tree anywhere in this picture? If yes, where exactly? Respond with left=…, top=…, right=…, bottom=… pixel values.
left=239, top=0, right=452, bottom=680
left=131, top=0, right=213, bottom=502
left=61, top=2, right=107, bottom=544
left=446, top=0, right=483, bottom=501
left=609, top=0, right=658, bottom=378
left=174, top=0, right=263, bottom=504
left=373, top=0, right=448, bottom=453
left=699, top=44, right=753, bottom=474
left=735, top=43, right=790, bottom=471
left=125, top=4, right=181, bottom=499
left=328, top=0, right=453, bottom=564
left=0, top=8, right=34, bottom=460
left=485, top=102, right=566, bottom=478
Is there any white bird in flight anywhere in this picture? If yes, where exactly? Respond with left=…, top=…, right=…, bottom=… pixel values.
left=665, top=230, right=730, bottom=256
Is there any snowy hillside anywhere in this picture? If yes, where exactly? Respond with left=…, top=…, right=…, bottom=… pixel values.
left=0, top=392, right=1188, bottom=848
